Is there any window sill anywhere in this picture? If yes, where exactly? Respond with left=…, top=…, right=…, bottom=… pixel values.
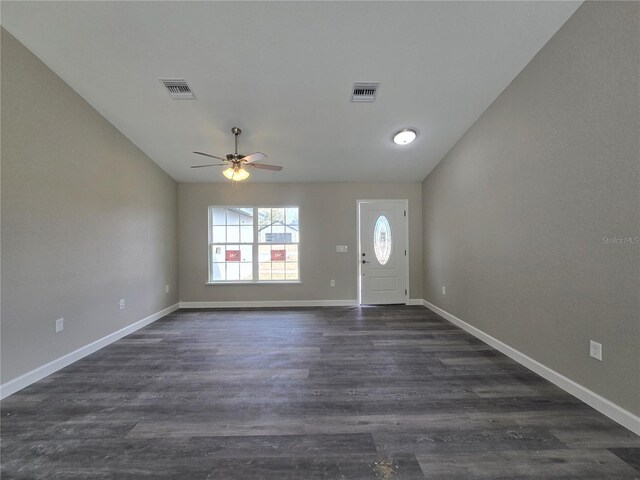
left=206, top=281, right=303, bottom=286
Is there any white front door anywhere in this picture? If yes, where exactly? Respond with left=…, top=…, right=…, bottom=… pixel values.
left=358, top=200, right=408, bottom=305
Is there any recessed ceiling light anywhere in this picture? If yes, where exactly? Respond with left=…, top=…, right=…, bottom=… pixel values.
left=393, top=128, right=417, bottom=145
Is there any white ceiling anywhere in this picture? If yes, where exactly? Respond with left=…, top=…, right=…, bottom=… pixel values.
left=2, top=1, right=581, bottom=183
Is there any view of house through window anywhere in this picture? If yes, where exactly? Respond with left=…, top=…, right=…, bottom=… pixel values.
left=209, top=206, right=299, bottom=282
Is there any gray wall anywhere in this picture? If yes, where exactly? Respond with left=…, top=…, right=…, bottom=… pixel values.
left=179, top=182, right=422, bottom=302
left=422, top=2, right=639, bottom=415
left=1, top=29, right=179, bottom=383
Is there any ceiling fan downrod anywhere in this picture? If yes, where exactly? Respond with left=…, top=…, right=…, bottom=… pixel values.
left=231, top=127, right=241, bottom=157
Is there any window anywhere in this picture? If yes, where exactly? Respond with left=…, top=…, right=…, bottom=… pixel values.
left=209, top=206, right=299, bottom=283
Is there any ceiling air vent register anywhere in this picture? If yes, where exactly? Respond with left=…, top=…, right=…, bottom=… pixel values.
left=160, top=79, right=195, bottom=99
left=351, top=82, right=380, bottom=102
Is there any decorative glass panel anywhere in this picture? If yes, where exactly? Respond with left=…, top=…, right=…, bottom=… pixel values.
left=373, top=215, right=392, bottom=265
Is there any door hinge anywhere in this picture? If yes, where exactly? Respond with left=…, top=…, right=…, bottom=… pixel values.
left=404, top=210, right=406, bottom=217
left=405, top=289, right=407, bottom=296
left=404, top=249, right=407, bottom=256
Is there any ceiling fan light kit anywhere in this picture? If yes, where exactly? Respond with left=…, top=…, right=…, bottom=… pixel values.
left=191, top=127, right=282, bottom=182
left=223, top=166, right=250, bottom=181
left=393, top=128, right=418, bottom=145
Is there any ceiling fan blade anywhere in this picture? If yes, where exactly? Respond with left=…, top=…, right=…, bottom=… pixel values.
left=193, top=151, right=227, bottom=161
left=242, top=152, right=268, bottom=164
left=248, top=163, right=283, bottom=171
left=190, top=163, right=228, bottom=168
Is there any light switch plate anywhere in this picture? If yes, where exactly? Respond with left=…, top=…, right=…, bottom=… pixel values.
left=336, top=245, right=348, bottom=253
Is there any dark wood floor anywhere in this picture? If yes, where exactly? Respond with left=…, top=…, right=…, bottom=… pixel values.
left=2, top=306, right=639, bottom=479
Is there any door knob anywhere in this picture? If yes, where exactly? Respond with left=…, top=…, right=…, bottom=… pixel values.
left=362, top=259, right=369, bottom=264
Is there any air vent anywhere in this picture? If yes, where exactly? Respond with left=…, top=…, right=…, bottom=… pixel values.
left=351, top=82, right=380, bottom=102
left=159, top=79, right=195, bottom=99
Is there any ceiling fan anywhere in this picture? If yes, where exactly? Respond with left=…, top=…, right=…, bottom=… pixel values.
left=191, top=127, right=282, bottom=181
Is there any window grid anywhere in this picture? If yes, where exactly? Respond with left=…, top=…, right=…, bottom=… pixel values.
left=208, top=206, right=299, bottom=283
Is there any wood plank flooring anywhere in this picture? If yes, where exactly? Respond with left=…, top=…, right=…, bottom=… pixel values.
left=2, top=306, right=639, bottom=479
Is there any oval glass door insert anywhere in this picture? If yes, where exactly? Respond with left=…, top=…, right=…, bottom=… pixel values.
left=373, top=215, right=392, bottom=265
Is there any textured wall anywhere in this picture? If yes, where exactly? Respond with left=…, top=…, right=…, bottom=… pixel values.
left=1, top=29, right=179, bottom=382
left=422, top=2, right=639, bottom=414
left=178, top=182, right=422, bottom=302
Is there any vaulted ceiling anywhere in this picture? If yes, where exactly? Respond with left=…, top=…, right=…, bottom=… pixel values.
left=2, top=1, right=581, bottom=182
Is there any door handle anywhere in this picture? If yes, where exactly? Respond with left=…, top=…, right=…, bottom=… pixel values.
left=362, top=259, right=369, bottom=264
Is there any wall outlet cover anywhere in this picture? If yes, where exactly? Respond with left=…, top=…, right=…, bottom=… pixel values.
left=119, top=299, right=125, bottom=310
left=442, top=286, right=446, bottom=295
left=590, top=340, right=602, bottom=361
left=55, top=318, right=64, bottom=333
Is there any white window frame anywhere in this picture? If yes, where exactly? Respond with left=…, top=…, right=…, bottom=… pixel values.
left=207, top=205, right=301, bottom=284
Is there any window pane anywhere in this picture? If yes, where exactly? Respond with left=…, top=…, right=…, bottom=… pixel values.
left=211, top=263, right=225, bottom=281
left=227, top=226, right=240, bottom=243
left=211, top=208, right=226, bottom=225
left=258, top=244, right=270, bottom=262
left=225, top=208, right=240, bottom=225
left=271, top=262, right=285, bottom=280
left=259, top=262, right=271, bottom=280
left=240, top=226, right=253, bottom=243
left=238, top=208, right=253, bottom=225
left=285, top=208, right=298, bottom=227
left=212, top=245, right=225, bottom=263
left=240, top=245, right=252, bottom=262
left=259, top=225, right=271, bottom=243
left=226, top=262, right=240, bottom=281
left=285, top=263, right=299, bottom=280
left=258, top=208, right=271, bottom=226
left=271, top=208, right=285, bottom=225
left=224, top=245, right=241, bottom=262
left=212, top=226, right=226, bottom=243
left=240, top=263, right=253, bottom=281
left=285, top=226, right=298, bottom=243
left=285, top=244, right=298, bottom=262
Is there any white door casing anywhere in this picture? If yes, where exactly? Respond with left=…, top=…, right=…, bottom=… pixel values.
left=358, top=200, right=408, bottom=305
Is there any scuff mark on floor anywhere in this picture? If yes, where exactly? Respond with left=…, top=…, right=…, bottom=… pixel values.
left=373, top=458, right=399, bottom=480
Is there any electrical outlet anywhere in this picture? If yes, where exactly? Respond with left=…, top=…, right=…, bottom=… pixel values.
left=119, top=298, right=125, bottom=310
left=442, top=286, right=446, bottom=295
left=55, top=318, right=64, bottom=333
left=590, top=340, right=602, bottom=361
left=165, top=285, right=170, bottom=293
left=330, top=279, right=335, bottom=287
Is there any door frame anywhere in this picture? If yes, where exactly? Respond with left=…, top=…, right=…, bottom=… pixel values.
left=356, top=199, right=410, bottom=305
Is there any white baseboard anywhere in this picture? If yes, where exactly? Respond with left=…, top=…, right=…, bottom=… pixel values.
left=422, top=300, right=640, bottom=436
left=180, top=299, right=425, bottom=308
left=179, top=300, right=358, bottom=309
left=0, top=303, right=180, bottom=399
